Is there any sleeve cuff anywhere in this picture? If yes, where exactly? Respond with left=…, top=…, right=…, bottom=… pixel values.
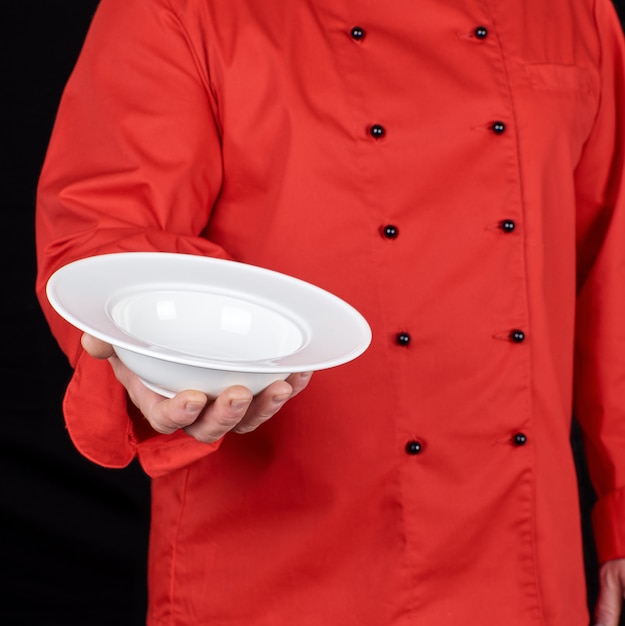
left=64, top=351, right=221, bottom=478
left=592, top=485, right=625, bottom=563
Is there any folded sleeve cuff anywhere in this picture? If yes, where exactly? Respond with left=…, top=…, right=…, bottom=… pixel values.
left=64, top=351, right=221, bottom=478
left=592, top=486, right=625, bottom=563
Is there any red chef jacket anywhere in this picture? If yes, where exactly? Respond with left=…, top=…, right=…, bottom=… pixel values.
left=36, top=0, right=625, bottom=624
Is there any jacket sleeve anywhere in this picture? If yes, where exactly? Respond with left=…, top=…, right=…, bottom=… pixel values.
left=573, top=0, right=625, bottom=564
left=36, top=0, right=226, bottom=478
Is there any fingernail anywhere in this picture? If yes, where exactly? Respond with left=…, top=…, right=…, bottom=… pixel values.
left=185, top=401, right=204, bottom=414
left=272, top=393, right=291, bottom=404
left=230, top=398, right=249, bottom=410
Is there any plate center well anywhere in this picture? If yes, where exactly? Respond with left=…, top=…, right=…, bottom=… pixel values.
left=110, top=289, right=305, bottom=362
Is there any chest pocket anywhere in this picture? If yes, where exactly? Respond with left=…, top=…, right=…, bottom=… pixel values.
left=525, top=63, right=595, bottom=93
left=522, top=63, right=599, bottom=159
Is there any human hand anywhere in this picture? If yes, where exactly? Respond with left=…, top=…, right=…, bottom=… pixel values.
left=81, top=334, right=312, bottom=442
left=594, top=558, right=625, bottom=626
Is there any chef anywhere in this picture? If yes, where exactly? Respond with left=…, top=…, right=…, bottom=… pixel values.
left=37, top=0, right=625, bottom=623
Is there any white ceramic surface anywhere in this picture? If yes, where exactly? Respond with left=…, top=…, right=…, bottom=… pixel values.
left=46, top=252, right=372, bottom=397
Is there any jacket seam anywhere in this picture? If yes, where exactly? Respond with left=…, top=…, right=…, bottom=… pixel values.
left=167, top=466, right=192, bottom=626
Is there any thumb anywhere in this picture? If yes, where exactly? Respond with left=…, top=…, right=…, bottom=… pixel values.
left=81, top=333, right=115, bottom=359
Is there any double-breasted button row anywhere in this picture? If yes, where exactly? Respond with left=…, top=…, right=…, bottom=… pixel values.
left=370, top=22, right=524, bottom=459
left=381, top=221, right=519, bottom=239
left=405, top=433, right=527, bottom=456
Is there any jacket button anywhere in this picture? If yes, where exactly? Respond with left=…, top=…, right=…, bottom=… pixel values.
left=474, top=26, right=488, bottom=39
left=370, top=124, right=386, bottom=139
left=382, top=224, right=399, bottom=239
left=500, top=219, right=516, bottom=233
left=405, top=440, right=423, bottom=455
left=512, top=433, right=528, bottom=446
left=509, top=329, right=526, bottom=343
left=350, top=26, right=365, bottom=40
left=396, top=332, right=411, bottom=346
left=492, top=121, right=506, bottom=134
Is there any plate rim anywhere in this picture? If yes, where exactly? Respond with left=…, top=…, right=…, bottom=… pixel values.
left=46, top=252, right=372, bottom=373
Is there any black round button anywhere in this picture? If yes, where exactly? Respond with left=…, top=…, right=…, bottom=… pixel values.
left=509, top=329, right=526, bottom=343
left=500, top=219, right=516, bottom=233
left=370, top=124, right=386, bottom=139
left=350, top=26, right=365, bottom=40
left=512, top=433, right=528, bottom=446
left=405, top=440, right=423, bottom=455
left=397, top=332, right=411, bottom=346
left=382, top=224, right=399, bottom=239
left=492, top=121, right=506, bottom=134
left=475, top=26, right=488, bottom=39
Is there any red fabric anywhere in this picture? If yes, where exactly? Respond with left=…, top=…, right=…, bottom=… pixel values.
left=36, top=0, right=625, bottom=623
left=593, top=489, right=625, bottom=563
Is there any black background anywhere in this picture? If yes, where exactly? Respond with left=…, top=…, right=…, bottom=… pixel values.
left=1, top=2, right=624, bottom=624
left=2, top=3, right=150, bottom=625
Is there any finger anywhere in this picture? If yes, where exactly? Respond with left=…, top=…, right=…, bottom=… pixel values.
left=143, top=390, right=210, bottom=435
left=232, top=373, right=312, bottom=434
left=186, top=374, right=312, bottom=440
left=108, top=355, right=209, bottom=434
left=232, top=379, right=294, bottom=434
left=285, top=371, right=313, bottom=398
left=81, top=333, right=115, bottom=359
left=594, top=562, right=625, bottom=626
left=184, top=385, right=254, bottom=442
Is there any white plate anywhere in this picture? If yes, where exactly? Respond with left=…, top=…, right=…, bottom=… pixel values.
left=46, top=252, right=371, bottom=395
